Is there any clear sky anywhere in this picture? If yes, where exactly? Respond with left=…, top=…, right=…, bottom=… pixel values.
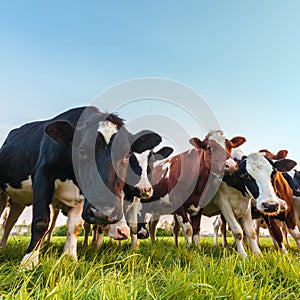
left=1, top=1, right=300, bottom=229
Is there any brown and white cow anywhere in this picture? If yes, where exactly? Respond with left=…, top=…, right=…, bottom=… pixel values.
left=150, top=148, right=296, bottom=257
left=139, top=130, right=246, bottom=248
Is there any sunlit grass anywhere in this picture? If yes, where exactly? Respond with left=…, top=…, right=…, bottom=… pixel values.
left=0, top=236, right=299, bottom=299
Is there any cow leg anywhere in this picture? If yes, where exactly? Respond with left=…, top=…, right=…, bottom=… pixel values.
left=173, top=214, right=180, bottom=247
left=63, top=202, right=84, bottom=259
left=137, top=207, right=149, bottom=240
left=293, top=197, right=300, bottom=230
left=213, top=216, right=220, bottom=246
left=91, top=225, right=98, bottom=245
left=174, top=207, right=192, bottom=246
left=83, top=222, right=91, bottom=248
left=281, top=222, right=290, bottom=247
left=218, top=204, right=247, bottom=257
left=149, top=213, right=160, bottom=242
left=0, top=202, right=25, bottom=246
left=45, top=205, right=60, bottom=243
left=190, top=211, right=202, bottom=248
left=124, top=198, right=139, bottom=248
left=284, top=209, right=300, bottom=250
left=91, top=225, right=105, bottom=249
left=21, top=174, right=54, bottom=269
left=253, top=219, right=261, bottom=248
left=0, top=192, right=9, bottom=215
left=239, top=209, right=261, bottom=256
left=263, top=216, right=287, bottom=254
left=220, top=214, right=228, bottom=248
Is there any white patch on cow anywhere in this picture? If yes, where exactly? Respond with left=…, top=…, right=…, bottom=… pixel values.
left=63, top=202, right=83, bottom=259
left=54, top=179, right=84, bottom=207
left=6, top=178, right=33, bottom=206
left=187, top=204, right=201, bottom=216
left=5, top=178, right=84, bottom=209
left=176, top=214, right=193, bottom=245
left=20, top=249, right=40, bottom=270
left=134, top=150, right=151, bottom=191
left=232, top=148, right=246, bottom=161
left=98, top=121, right=118, bottom=145
left=206, top=130, right=225, bottom=148
left=162, top=161, right=171, bottom=179
left=245, top=153, right=280, bottom=211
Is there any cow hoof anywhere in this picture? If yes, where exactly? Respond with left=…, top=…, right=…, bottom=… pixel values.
left=20, top=251, right=39, bottom=271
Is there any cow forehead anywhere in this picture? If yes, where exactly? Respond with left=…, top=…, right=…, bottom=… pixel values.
left=97, top=121, right=118, bottom=144
left=134, top=150, right=151, bottom=167
left=245, top=153, right=273, bottom=178
left=207, top=131, right=225, bottom=148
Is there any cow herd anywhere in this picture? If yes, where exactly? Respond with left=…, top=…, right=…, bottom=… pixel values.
left=0, top=106, right=300, bottom=270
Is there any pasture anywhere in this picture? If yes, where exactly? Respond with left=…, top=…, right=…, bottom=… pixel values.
left=0, top=236, right=299, bottom=299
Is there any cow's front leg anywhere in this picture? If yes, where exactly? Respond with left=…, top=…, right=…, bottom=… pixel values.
left=174, top=207, right=192, bottom=246
left=190, top=210, right=203, bottom=248
left=63, top=202, right=83, bottom=259
left=21, top=172, right=54, bottom=270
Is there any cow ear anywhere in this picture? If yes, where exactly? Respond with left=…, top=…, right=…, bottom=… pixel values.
left=274, top=159, right=297, bottom=173
left=275, top=150, right=288, bottom=160
left=45, top=120, right=75, bottom=145
left=153, top=147, right=173, bottom=161
left=229, top=136, right=247, bottom=148
left=189, top=137, right=206, bottom=149
left=259, top=149, right=288, bottom=160
left=131, top=130, right=162, bottom=153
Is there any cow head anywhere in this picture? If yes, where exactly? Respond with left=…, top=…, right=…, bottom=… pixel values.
left=236, top=152, right=296, bottom=216
left=45, top=110, right=169, bottom=224
left=124, top=138, right=173, bottom=199
left=189, top=130, right=246, bottom=175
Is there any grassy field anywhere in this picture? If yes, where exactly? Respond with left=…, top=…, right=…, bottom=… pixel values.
left=0, top=236, right=299, bottom=299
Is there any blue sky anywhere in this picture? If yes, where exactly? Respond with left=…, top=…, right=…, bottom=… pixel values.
left=1, top=1, right=300, bottom=227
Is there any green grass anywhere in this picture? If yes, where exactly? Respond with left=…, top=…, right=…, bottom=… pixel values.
left=0, top=236, right=300, bottom=299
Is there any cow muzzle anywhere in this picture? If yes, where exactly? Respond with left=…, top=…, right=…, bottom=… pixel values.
left=136, top=186, right=153, bottom=199
left=224, top=158, right=238, bottom=174
left=261, top=201, right=280, bottom=216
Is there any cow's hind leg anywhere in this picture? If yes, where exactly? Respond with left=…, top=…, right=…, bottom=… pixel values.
left=0, top=202, right=25, bottom=246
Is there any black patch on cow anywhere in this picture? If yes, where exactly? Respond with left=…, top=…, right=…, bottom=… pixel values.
left=283, top=172, right=300, bottom=196
left=223, top=158, right=260, bottom=199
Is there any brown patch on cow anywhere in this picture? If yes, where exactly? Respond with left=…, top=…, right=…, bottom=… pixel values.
left=74, top=225, right=82, bottom=237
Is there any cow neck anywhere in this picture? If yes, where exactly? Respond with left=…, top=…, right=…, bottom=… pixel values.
left=272, top=172, right=293, bottom=204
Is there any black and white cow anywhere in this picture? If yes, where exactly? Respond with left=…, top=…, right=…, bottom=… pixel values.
left=83, top=145, right=174, bottom=248
left=0, top=106, right=163, bottom=268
